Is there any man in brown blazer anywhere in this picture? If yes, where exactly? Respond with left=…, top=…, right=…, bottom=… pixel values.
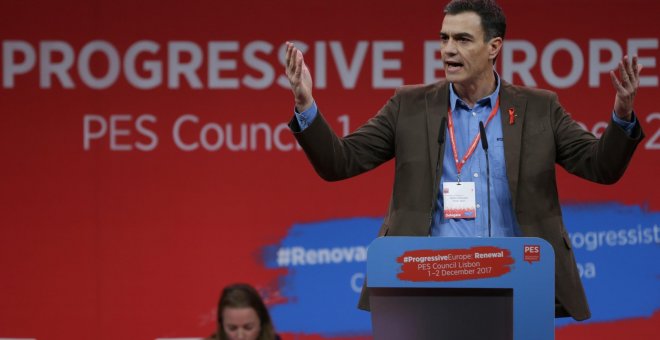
left=284, top=0, right=644, bottom=321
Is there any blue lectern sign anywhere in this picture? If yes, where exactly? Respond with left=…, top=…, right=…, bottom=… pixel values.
left=368, top=237, right=555, bottom=340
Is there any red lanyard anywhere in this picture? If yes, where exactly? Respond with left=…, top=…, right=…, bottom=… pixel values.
left=447, top=97, right=500, bottom=181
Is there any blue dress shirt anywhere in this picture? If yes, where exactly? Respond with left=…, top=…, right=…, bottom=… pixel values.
left=431, top=76, right=519, bottom=237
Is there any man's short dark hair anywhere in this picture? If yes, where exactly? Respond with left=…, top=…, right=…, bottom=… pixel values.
left=444, top=0, right=506, bottom=41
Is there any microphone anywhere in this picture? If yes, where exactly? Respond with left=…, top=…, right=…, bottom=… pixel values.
left=431, top=117, right=447, bottom=231
left=438, top=117, right=447, bottom=145
left=479, top=121, right=488, bottom=151
left=479, top=121, right=491, bottom=237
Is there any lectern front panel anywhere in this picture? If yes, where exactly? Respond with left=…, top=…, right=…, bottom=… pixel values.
left=371, top=287, right=513, bottom=340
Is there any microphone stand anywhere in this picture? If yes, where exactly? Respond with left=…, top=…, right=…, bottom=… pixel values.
left=479, top=121, right=491, bottom=237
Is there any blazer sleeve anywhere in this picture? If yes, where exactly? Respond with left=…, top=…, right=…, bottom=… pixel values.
left=551, top=93, right=644, bottom=184
left=289, top=92, right=400, bottom=182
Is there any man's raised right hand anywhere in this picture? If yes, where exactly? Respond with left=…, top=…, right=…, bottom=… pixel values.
left=285, top=42, right=314, bottom=112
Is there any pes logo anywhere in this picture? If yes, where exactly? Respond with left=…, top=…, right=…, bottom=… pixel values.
left=523, top=245, right=541, bottom=264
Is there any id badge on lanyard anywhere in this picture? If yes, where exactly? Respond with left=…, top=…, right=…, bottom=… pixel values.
left=443, top=181, right=476, bottom=219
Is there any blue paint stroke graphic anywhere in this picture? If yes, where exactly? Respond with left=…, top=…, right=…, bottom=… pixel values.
left=263, top=217, right=381, bottom=336
left=556, top=203, right=660, bottom=326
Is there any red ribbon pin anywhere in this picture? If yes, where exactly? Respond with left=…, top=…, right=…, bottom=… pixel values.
left=508, top=108, right=516, bottom=125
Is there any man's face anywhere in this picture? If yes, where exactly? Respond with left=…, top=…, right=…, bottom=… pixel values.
left=440, top=12, right=500, bottom=86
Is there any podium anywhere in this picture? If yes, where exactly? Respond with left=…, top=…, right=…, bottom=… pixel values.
left=367, top=237, right=554, bottom=340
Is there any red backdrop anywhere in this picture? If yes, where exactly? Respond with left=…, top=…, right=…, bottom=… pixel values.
left=1, top=0, right=658, bottom=339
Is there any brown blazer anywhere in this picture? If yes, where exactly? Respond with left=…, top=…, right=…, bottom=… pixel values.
left=290, top=79, right=643, bottom=321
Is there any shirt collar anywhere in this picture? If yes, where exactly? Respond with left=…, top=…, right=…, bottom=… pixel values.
left=449, top=71, right=501, bottom=111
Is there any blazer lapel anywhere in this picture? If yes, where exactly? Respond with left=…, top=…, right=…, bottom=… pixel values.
left=426, top=81, right=450, bottom=179
left=499, top=81, right=527, bottom=211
